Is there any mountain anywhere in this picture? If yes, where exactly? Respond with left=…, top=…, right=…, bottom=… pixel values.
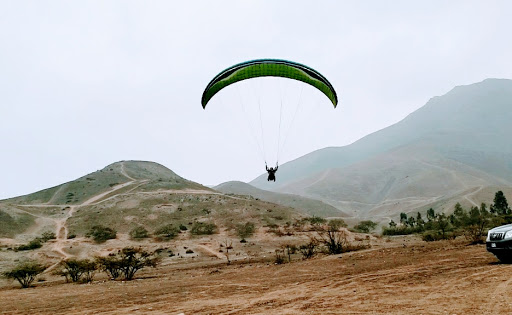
left=214, top=181, right=347, bottom=218
left=250, top=79, right=512, bottom=220
left=0, top=161, right=304, bottom=239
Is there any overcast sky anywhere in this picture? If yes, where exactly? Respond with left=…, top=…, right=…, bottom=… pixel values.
left=1, top=0, right=512, bottom=199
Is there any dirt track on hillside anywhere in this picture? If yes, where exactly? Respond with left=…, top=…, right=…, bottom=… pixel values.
left=1, top=238, right=510, bottom=314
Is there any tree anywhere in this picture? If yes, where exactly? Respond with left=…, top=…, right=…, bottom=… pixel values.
left=2, top=261, right=46, bottom=288
left=434, top=213, right=450, bottom=239
left=462, top=203, right=491, bottom=244
left=354, top=220, right=377, bottom=233
left=235, top=222, right=255, bottom=241
left=416, top=212, right=425, bottom=228
left=389, top=220, right=397, bottom=228
left=55, top=259, right=97, bottom=283
left=407, top=216, right=416, bottom=227
left=117, top=247, right=160, bottom=280
left=328, top=219, right=348, bottom=230
left=491, top=191, right=511, bottom=215
left=427, top=208, right=436, bottom=221
left=96, top=254, right=122, bottom=280
left=400, top=213, right=408, bottom=226
left=80, top=260, right=98, bottom=283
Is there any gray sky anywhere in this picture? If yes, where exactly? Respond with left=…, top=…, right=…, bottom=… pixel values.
left=1, top=0, right=512, bottom=199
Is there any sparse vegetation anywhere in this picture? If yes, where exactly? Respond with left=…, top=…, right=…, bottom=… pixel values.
left=2, top=261, right=47, bottom=288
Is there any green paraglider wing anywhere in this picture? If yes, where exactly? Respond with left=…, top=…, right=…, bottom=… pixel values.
left=201, top=59, right=338, bottom=108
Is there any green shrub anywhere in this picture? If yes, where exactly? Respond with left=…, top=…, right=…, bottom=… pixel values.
left=354, top=220, right=378, bottom=233
left=179, top=224, right=188, bottom=231
left=129, top=226, right=149, bottom=240
left=236, top=222, right=255, bottom=241
left=154, top=224, right=179, bottom=241
left=17, top=239, right=43, bottom=251
left=190, top=222, right=217, bottom=235
left=40, top=231, right=56, bottom=242
left=86, top=225, right=117, bottom=243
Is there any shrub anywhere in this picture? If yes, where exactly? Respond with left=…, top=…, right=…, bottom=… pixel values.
left=87, top=225, right=117, bottom=243
left=236, top=222, right=255, bottom=241
left=186, top=249, right=194, bottom=254
left=17, top=239, right=43, bottom=251
left=274, top=249, right=285, bottom=264
left=129, top=226, right=149, bottom=240
left=191, top=222, right=217, bottom=235
left=354, top=220, right=378, bottom=233
left=299, top=240, right=318, bottom=259
left=40, top=231, right=56, bottom=242
left=179, top=224, right=188, bottom=231
left=422, top=231, right=456, bottom=242
left=154, top=224, right=179, bottom=241
left=2, top=261, right=47, bottom=288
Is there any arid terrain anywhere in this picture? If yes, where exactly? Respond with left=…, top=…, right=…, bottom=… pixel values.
left=1, top=236, right=508, bottom=315
left=1, top=161, right=510, bottom=314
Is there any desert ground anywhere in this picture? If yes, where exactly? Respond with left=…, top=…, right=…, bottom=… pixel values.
left=1, top=235, right=509, bottom=315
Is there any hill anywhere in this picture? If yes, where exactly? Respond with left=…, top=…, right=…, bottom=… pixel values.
left=250, top=79, right=512, bottom=220
left=0, top=161, right=304, bottom=240
left=214, top=181, right=347, bottom=218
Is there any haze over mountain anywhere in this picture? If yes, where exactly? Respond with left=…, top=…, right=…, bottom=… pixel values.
left=250, top=79, right=512, bottom=220
left=214, top=181, right=346, bottom=218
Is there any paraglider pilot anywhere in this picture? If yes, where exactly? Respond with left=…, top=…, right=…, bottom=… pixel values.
left=266, top=163, right=278, bottom=182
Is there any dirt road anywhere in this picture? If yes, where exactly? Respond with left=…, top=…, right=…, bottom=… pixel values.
left=1, top=239, right=509, bottom=314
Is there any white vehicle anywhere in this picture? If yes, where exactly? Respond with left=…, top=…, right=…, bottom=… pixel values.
left=486, top=224, right=512, bottom=263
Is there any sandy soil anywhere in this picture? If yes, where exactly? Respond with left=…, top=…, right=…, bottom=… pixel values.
left=1, top=238, right=509, bottom=314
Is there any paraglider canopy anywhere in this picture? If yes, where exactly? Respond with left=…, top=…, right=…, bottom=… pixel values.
left=201, top=59, right=338, bottom=108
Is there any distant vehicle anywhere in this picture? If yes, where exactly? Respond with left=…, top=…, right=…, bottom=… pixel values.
left=486, top=224, right=512, bottom=262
